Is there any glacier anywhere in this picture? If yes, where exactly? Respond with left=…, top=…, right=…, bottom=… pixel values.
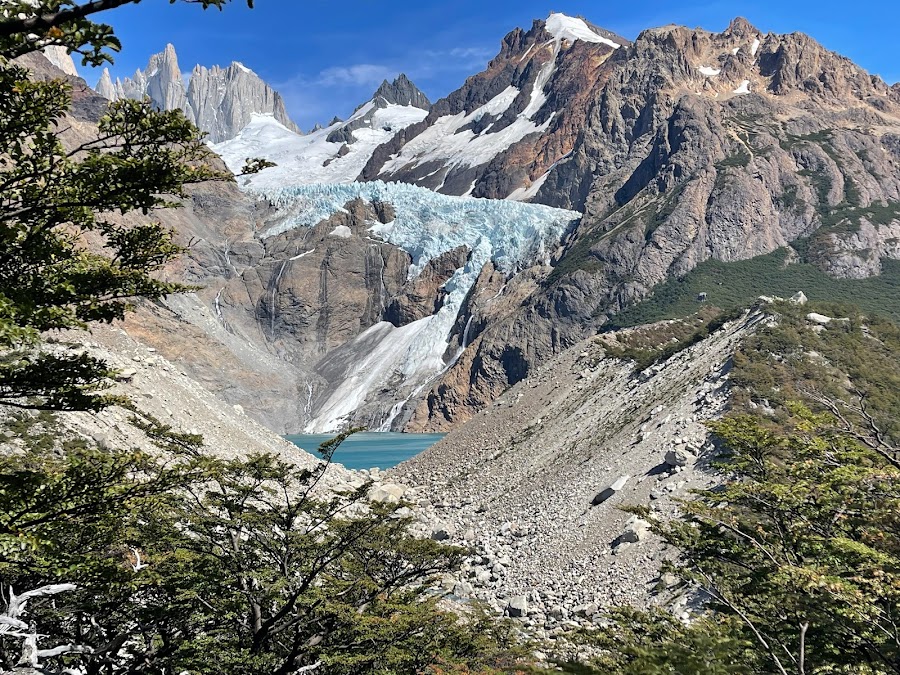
left=251, top=181, right=581, bottom=432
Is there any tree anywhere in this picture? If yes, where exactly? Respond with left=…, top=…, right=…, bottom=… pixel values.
left=598, top=308, right=900, bottom=675
left=0, top=1, right=253, bottom=66
left=0, top=1, right=270, bottom=411
left=0, top=421, right=520, bottom=674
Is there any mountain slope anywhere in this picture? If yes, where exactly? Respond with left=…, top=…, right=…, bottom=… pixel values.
left=392, top=308, right=764, bottom=613
left=213, top=76, right=431, bottom=188
left=398, top=16, right=900, bottom=429
left=360, top=13, right=627, bottom=199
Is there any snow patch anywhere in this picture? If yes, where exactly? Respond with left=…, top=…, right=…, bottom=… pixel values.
left=545, top=13, right=619, bottom=49
left=507, top=170, right=550, bottom=201
left=751, top=38, right=761, bottom=57
left=213, top=105, right=429, bottom=189
left=733, top=79, right=751, bottom=95
left=329, top=225, right=352, bottom=238
left=289, top=249, right=316, bottom=261
left=698, top=66, right=721, bottom=76
left=731, top=46, right=740, bottom=55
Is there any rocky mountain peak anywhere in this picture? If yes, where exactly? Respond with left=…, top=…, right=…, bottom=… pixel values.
left=726, top=16, right=759, bottom=37
left=372, top=73, right=430, bottom=109
left=187, top=59, right=300, bottom=142
left=326, top=75, right=430, bottom=145
left=144, top=43, right=188, bottom=113
left=361, top=11, right=626, bottom=197
left=94, top=43, right=300, bottom=142
left=41, top=46, right=78, bottom=77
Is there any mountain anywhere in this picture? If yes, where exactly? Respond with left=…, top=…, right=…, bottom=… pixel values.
left=94, top=44, right=300, bottom=142
left=359, top=13, right=628, bottom=199
left=41, top=46, right=79, bottom=77
left=77, top=13, right=900, bottom=436
left=214, top=75, right=430, bottom=188
left=381, top=15, right=900, bottom=429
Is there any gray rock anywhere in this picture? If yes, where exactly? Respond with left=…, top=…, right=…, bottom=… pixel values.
left=453, top=581, right=475, bottom=598
left=507, top=595, right=528, bottom=617
left=592, top=475, right=629, bottom=505
left=616, top=516, right=652, bottom=545
left=96, top=44, right=300, bottom=142
left=369, top=483, right=407, bottom=504
left=664, top=447, right=696, bottom=468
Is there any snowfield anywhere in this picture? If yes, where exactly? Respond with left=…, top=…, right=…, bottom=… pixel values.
left=212, top=104, right=428, bottom=188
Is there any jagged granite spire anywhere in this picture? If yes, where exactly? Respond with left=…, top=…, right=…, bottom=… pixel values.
left=95, top=68, right=116, bottom=100
left=145, top=44, right=190, bottom=114
left=372, top=74, right=430, bottom=109
left=188, top=61, right=300, bottom=142
left=94, top=44, right=300, bottom=142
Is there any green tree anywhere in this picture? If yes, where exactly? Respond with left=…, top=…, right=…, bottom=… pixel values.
left=0, top=424, right=519, bottom=674
left=564, top=309, right=900, bottom=675
left=0, top=1, right=271, bottom=411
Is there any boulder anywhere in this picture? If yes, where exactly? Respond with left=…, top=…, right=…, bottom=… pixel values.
left=507, top=595, right=528, bottom=617
left=430, top=524, right=455, bottom=541
left=664, top=447, right=696, bottom=468
left=616, top=516, right=651, bottom=545
left=573, top=602, right=599, bottom=617
left=453, top=581, right=475, bottom=598
left=592, top=475, right=629, bottom=505
left=807, top=312, right=834, bottom=325
left=790, top=291, right=808, bottom=305
left=369, top=483, right=407, bottom=504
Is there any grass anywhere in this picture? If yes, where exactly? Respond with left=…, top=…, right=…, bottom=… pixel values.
left=608, top=249, right=900, bottom=328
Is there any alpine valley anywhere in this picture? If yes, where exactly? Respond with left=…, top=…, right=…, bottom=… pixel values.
left=69, top=13, right=900, bottom=436
left=7, top=7, right=900, bottom=669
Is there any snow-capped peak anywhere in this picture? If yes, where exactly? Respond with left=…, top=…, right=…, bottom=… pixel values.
left=545, top=13, right=620, bottom=49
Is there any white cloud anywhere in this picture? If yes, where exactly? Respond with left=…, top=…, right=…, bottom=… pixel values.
left=317, top=63, right=396, bottom=87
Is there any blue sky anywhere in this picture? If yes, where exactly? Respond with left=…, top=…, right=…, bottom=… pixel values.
left=89, top=0, right=900, bottom=130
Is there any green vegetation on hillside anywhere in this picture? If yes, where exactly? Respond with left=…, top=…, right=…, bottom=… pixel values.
left=576, top=305, right=900, bottom=674
left=610, top=249, right=900, bottom=327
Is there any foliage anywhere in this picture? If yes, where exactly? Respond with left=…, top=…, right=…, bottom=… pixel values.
left=574, top=608, right=757, bottom=675
left=611, top=248, right=900, bottom=327
left=0, top=1, right=253, bottom=65
left=599, top=305, right=744, bottom=371
left=0, top=432, right=523, bottom=674
left=590, top=308, right=900, bottom=674
left=0, top=59, right=234, bottom=410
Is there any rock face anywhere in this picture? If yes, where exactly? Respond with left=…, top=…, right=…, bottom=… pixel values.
left=395, top=15, right=900, bottom=430
left=41, top=46, right=78, bottom=77
left=360, top=13, right=627, bottom=198
left=95, top=44, right=300, bottom=142
left=188, top=62, right=301, bottom=142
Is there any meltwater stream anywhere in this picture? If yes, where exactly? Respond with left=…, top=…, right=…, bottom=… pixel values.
left=285, top=432, right=445, bottom=470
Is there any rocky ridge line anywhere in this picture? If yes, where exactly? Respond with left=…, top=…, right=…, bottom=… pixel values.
left=95, top=44, right=300, bottom=142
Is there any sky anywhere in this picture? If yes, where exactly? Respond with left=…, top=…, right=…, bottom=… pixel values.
left=87, top=0, right=900, bottom=130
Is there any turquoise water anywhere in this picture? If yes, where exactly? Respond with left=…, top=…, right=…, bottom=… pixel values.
left=285, top=432, right=445, bottom=470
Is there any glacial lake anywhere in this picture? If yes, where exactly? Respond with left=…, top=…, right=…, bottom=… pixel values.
left=285, top=432, right=445, bottom=471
